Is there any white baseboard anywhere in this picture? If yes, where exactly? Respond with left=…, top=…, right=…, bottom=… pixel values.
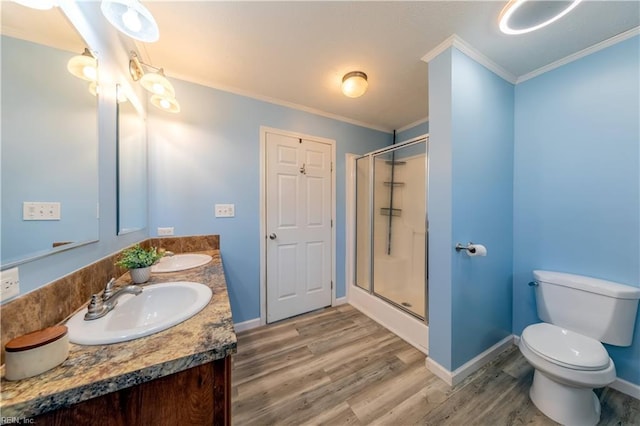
left=426, top=335, right=515, bottom=387
left=425, top=357, right=455, bottom=386
left=333, top=296, right=348, bottom=306
left=609, top=377, right=640, bottom=400
left=233, top=317, right=261, bottom=333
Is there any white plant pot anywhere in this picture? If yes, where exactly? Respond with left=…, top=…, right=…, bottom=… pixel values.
left=129, top=267, right=151, bottom=284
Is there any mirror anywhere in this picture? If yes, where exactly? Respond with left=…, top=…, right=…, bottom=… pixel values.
left=117, top=84, right=147, bottom=235
left=1, top=4, right=99, bottom=268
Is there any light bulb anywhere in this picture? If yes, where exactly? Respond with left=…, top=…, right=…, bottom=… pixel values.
left=152, top=82, right=164, bottom=94
left=83, top=65, right=97, bottom=81
left=160, top=98, right=171, bottom=109
left=122, top=7, right=142, bottom=32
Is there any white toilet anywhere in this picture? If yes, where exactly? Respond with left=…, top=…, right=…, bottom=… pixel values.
left=519, top=270, right=640, bottom=426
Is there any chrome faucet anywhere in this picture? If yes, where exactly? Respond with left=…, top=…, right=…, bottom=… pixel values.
left=84, top=278, right=143, bottom=320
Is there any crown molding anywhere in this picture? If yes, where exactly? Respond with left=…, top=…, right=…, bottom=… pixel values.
left=421, top=34, right=517, bottom=84
left=159, top=70, right=393, bottom=134
left=517, top=26, right=640, bottom=84
left=396, top=116, right=429, bottom=134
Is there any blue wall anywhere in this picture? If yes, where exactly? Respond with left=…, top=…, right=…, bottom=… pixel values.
left=428, top=48, right=514, bottom=370
left=1, top=36, right=98, bottom=265
left=513, top=36, right=640, bottom=385
left=428, top=50, right=454, bottom=369
left=147, top=79, right=390, bottom=323
left=397, top=120, right=429, bottom=142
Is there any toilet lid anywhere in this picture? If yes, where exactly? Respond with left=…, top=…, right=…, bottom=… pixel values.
left=522, top=323, right=610, bottom=370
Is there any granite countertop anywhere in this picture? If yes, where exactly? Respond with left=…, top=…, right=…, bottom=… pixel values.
left=0, top=250, right=237, bottom=419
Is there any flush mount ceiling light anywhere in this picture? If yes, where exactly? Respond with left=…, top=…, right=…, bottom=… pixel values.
left=101, top=0, right=159, bottom=42
left=499, top=0, right=583, bottom=35
left=341, top=71, right=368, bottom=98
left=67, top=48, right=97, bottom=82
left=150, top=94, right=180, bottom=113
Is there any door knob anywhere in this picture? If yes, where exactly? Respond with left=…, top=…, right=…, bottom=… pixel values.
left=269, top=233, right=277, bottom=240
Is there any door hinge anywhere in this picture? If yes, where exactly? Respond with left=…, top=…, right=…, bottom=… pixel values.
left=331, top=219, right=333, bottom=228
left=331, top=161, right=333, bottom=172
left=331, top=281, right=333, bottom=290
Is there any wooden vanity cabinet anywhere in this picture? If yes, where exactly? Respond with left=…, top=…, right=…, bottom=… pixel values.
left=33, top=357, right=231, bottom=426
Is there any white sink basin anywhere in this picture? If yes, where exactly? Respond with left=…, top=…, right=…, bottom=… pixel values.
left=67, top=282, right=212, bottom=345
left=151, top=254, right=212, bottom=273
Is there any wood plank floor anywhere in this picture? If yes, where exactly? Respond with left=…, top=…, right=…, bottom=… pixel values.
left=232, top=305, right=640, bottom=425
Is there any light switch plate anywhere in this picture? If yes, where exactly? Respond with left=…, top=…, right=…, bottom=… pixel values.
left=23, top=202, right=60, bottom=220
left=215, top=204, right=235, bottom=218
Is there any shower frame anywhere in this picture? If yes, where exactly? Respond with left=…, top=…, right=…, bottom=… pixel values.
left=354, top=135, right=429, bottom=323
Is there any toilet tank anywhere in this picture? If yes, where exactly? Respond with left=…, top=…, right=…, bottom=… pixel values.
left=533, top=270, right=640, bottom=346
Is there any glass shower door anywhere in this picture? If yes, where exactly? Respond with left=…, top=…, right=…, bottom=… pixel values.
left=372, top=141, right=427, bottom=319
left=355, top=155, right=371, bottom=291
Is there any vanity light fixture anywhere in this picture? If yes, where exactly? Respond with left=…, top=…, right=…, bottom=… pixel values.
left=499, top=0, right=583, bottom=35
left=129, top=52, right=179, bottom=113
left=150, top=94, right=180, bottom=113
left=140, top=69, right=175, bottom=98
left=101, top=0, right=159, bottom=42
left=67, top=48, right=97, bottom=82
left=89, top=81, right=100, bottom=97
left=341, top=71, right=368, bottom=98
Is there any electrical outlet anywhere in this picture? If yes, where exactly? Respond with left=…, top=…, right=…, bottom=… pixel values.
left=1, top=267, right=20, bottom=301
left=158, top=227, right=174, bottom=236
left=215, top=204, right=235, bottom=218
left=23, top=202, right=61, bottom=220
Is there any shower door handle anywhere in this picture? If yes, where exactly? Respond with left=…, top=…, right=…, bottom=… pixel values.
left=269, top=233, right=277, bottom=240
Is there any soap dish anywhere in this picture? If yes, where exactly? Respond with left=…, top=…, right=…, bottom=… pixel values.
left=4, top=325, right=69, bottom=381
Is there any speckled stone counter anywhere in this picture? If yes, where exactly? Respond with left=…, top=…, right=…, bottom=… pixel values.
left=0, top=250, right=236, bottom=420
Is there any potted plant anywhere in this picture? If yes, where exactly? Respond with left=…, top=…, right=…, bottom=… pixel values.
left=116, top=244, right=163, bottom=284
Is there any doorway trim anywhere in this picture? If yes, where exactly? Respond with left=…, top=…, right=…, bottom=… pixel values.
left=259, top=126, right=337, bottom=326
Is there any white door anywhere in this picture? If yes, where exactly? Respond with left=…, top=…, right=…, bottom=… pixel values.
left=266, top=131, right=332, bottom=323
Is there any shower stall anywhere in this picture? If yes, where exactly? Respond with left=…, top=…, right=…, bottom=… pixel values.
left=350, top=136, right=429, bottom=352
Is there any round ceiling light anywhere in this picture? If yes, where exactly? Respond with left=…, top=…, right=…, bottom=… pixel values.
left=341, top=71, right=368, bottom=98
left=499, top=0, right=583, bottom=35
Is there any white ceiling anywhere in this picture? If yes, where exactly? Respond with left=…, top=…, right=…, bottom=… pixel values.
left=3, top=1, right=639, bottom=132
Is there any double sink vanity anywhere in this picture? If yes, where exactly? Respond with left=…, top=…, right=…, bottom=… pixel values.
left=0, top=240, right=237, bottom=425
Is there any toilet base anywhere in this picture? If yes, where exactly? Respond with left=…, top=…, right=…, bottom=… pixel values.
left=530, top=370, right=600, bottom=426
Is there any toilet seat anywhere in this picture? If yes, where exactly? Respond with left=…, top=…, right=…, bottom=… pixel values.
left=522, top=323, right=610, bottom=371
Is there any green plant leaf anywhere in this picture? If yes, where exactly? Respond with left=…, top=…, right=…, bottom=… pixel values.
left=115, top=244, right=163, bottom=269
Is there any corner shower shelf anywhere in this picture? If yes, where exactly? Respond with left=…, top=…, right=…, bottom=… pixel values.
left=385, top=160, right=406, bottom=165
left=383, top=181, right=405, bottom=187
left=380, top=207, right=402, bottom=217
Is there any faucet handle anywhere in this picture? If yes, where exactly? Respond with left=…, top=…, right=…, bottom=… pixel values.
left=85, top=294, right=109, bottom=320
left=102, top=278, right=117, bottom=300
